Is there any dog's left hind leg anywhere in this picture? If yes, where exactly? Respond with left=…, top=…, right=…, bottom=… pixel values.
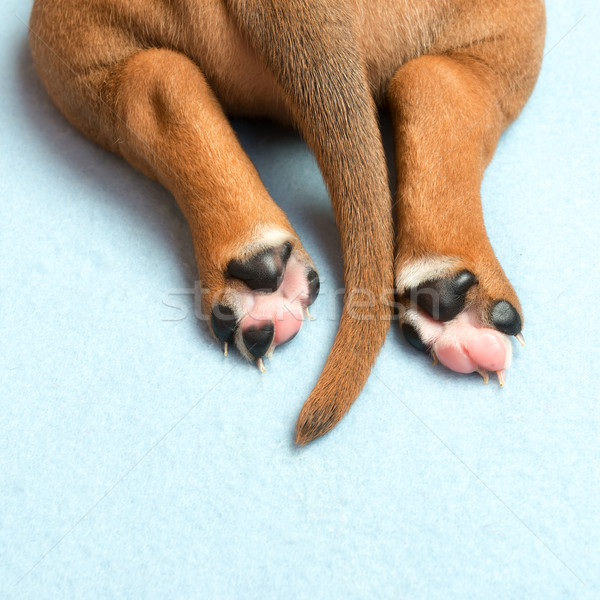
left=387, top=3, right=545, bottom=381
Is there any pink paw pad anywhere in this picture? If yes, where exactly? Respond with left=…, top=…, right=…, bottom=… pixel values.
left=239, top=257, right=308, bottom=347
left=210, top=242, right=319, bottom=366
left=407, top=309, right=513, bottom=381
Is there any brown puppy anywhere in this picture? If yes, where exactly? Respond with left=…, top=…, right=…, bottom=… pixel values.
left=28, top=0, right=546, bottom=444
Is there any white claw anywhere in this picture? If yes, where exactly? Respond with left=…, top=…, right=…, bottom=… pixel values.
left=265, top=347, right=275, bottom=360
left=515, top=333, right=525, bottom=347
left=496, top=369, right=506, bottom=387
left=304, top=307, right=315, bottom=321
left=223, top=342, right=228, bottom=357
left=477, top=369, right=489, bottom=385
left=256, top=358, right=266, bottom=373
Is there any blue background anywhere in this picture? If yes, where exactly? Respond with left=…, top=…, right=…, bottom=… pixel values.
left=2, top=1, right=598, bottom=598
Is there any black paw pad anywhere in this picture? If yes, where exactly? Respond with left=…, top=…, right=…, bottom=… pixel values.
left=210, top=304, right=238, bottom=343
left=402, top=323, right=428, bottom=353
left=227, top=242, right=292, bottom=293
left=406, top=270, right=476, bottom=322
left=490, top=300, right=522, bottom=335
left=306, top=269, right=320, bottom=306
left=242, top=323, right=275, bottom=359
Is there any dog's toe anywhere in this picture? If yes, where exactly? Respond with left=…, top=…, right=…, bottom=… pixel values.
left=490, top=299, right=522, bottom=335
left=401, top=322, right=429, bottom=353
left=242, top=322, right=276, bottom=359
left=306, top=268, right=320, bottom=307
left=210, top=303, right=238, bottom=344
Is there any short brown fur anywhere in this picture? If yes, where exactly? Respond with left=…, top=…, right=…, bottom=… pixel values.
left=28, top=0, right=546, bottom=444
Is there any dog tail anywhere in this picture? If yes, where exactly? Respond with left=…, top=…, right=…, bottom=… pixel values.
left=226, top=1, right=394, bottom=444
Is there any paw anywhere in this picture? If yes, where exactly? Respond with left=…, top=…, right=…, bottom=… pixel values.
left=209, top=240, right=319, bottom=369
left=398, top=258, right=524, bottom=385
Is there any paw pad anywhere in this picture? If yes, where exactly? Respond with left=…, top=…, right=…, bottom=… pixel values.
left=210, top=304, right=238, bottom=343
left=401, top=322, right=428, bottom=353
left=406, top=269, right=476, bottom=322
left=490, top=300, right=522, bottom=335
left=243, top=323, right=275, bottom=359
left=306, top=269, right=320, bottom=306
left=226, top=242, right=292, bottom=293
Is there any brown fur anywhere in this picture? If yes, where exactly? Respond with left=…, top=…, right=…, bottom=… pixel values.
left=28, top=0, right=545, bottom=444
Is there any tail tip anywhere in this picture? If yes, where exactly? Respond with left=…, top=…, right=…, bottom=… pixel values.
left=294, top=403, right=340, bottom=446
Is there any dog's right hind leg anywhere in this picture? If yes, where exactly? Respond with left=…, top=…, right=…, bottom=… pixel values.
left=30, top=38, right=319, bottom=364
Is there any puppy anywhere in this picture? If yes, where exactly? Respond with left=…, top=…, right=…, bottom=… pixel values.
left=29, top=0, right=546, bottom=444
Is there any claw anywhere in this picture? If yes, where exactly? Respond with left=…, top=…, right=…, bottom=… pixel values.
left=431, top=351, right=438, bottom=366
left=265, top=347, right=275, bottom=360
left=304, top=306, right=315, bottom=321
left=223, top=342, right=228, bottom=357
left=477, top=368, right=489, bottom=385
left=256, top=358, right=266, bottom=373
left=496, top=369, right=506, bottom=387
left=515, top=332, right=525, bottom=347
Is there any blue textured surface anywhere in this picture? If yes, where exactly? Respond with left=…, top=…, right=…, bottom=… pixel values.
left=2, top=2, right=599, bottom=598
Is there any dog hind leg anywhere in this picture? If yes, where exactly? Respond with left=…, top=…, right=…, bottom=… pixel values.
left=29, top=19, right=319, bottom=364
left=388, top=3, right=545, bottom=381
